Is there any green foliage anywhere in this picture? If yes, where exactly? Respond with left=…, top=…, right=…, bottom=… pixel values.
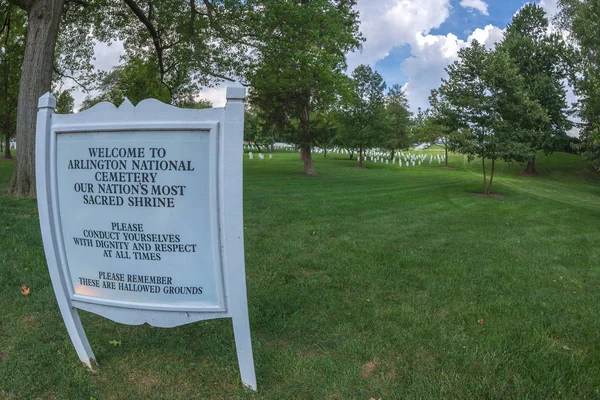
left=246, top=0, right=362, bottom=170
left=55, top=91, right=75, bottom=114
left=557, top=0, right=600, bottom=170
left=439, top=41, right=549, bottom=194
left=382, top=84, right=412, bottom=155
left=338, top=64, right=387, bottom=165
left=0, top=2, right=25, bottom=156
left=244, top=109, right=275, bottom=153
left=499, top=4, right=572, bottom=166
left=311, top=111, right=340, bottom=155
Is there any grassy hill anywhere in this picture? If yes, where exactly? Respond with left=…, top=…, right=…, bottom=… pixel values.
left=1, top=151, right=599, bottom=399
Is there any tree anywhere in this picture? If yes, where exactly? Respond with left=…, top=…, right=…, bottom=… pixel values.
left=243, top=108, right=275, bottom=153
left=0, top=2, right=25, bottom=159
left=311, top=111, right=339, bottom=158
left=415, top=90, right=459, bottom=167
left=382, top=84, right=411, bottom=160
left=557, top=0, right=600, bottom=170
left=54, top=90, right=74, bottom=114
left=6, top=0, right=257, bottom=196
left=439, top=41, right=548, bottom=195
left=500, top=3, right=572, bottom=175
left=247, top=0, right=362, bottom=175
left=339, top=64, right=387, bottom=167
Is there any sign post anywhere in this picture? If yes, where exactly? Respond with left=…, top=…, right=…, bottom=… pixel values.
left=35, top=88, right=256, bottom=390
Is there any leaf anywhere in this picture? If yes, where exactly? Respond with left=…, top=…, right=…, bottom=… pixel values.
left=20, top=285, right=30, bottom=296
left=109, top=340, right=121, bottom=346
left=477, top=319, right=485, bottom=325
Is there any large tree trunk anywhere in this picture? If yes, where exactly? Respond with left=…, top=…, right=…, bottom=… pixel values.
left=523, top=158, right=536, bottom=175
left=8, top=0, right=64, bottom=197
left=300, top=146, right=315, bottom=175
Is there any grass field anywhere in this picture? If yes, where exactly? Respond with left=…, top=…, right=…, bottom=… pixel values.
left=1, top=150, right=600, bottom=399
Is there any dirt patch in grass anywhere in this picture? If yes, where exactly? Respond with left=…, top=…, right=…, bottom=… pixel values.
left=471, top=193, right=506, bottom=199
left=361, top=359, right=378, bottom=378
left=441, top=166, right=455, bottom=169
left=127, top=369, right=165, bottom=396
left=1, top=157, right=15, bottom=162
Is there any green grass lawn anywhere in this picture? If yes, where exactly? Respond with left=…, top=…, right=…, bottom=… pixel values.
left=1, top=150, right=600, bottom=399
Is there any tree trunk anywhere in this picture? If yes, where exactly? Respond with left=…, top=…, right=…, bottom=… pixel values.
left=487, top=159, right=495, bottom=195
left=323, top=147, right=327, bottom=158
left=8, top=0, right=65, bottom=197
left=523, top=158, right=536, bottom=175
left=359, top=145, right=363, bottom=167
left=3, top=126, right=12, bottom=158
left=444, top=143, right=448, bottom=167
left=389, top=149, right=395, bottom=160
left=300, top=146, right=315, bottom=175
left=482, top=156, right=487, bottom=195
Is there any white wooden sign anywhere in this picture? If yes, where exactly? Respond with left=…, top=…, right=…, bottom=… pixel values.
left=35, top=88, right=256, bottom=390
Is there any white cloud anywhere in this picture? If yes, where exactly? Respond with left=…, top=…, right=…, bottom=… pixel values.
left=401, top=25, right=504, bottom=112
left=539, top=0, right=559, bottom=16
left=460, top=0, right=489, bottom=16
left=467, top=24, right=505, bottom=48
left=347, top=0, right=452, bottom=71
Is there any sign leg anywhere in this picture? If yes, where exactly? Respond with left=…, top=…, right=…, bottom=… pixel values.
left=232, top=313, right=257, bottom=390
left=58, top=302, right=96, bottom=367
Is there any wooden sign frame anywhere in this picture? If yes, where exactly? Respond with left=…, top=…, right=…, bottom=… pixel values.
left=35, top=87, right=256, bottom=390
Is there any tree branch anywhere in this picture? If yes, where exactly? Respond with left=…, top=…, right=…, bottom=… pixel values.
left=122, top=0, right=176, bottom=101
left=122, top=0, right=165, bottom=76
left=53, top=65, right=91, bottom=92
left=7, top=0, right=32, bottom=12
left=65, top=0, right=89, bottom=6
left=202, top=0, right=261, bottom=49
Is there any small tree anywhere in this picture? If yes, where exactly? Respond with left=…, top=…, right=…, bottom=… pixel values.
left=247, top=0, right=362, bottom=175
left=383, top=84, right=411, bottom=159
left=557, top=0, right=600, bottom=170
left=311, top=112, right=339, bottom=158
left=414, top=90, right=459, bottom=167
left=500, top=3, right=572, bottom=175
left=339, top=64, right=387, bottom=167
left=439, top=41, right=548, bottom=195
left=55, top=90, right=74, bottom=114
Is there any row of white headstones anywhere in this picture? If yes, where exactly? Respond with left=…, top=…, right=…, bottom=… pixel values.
left=359, top=151, right=444, bottom=167
left=244, top=146, right=444, bottom=166
left=247, top=152, right=273, bottom=160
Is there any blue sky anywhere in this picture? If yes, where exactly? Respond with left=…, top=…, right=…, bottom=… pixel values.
left=344, top=0, right=560, bottom=113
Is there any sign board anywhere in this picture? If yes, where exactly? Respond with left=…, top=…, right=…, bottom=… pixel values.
left=35, top=88, right=256, bottom=390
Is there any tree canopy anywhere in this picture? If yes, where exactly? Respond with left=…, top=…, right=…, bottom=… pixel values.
left=500, top=3, right=572, bottom=174
left=438, top=41, right=548, bottom=195
left=557, top=0, right=600, bottom=170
